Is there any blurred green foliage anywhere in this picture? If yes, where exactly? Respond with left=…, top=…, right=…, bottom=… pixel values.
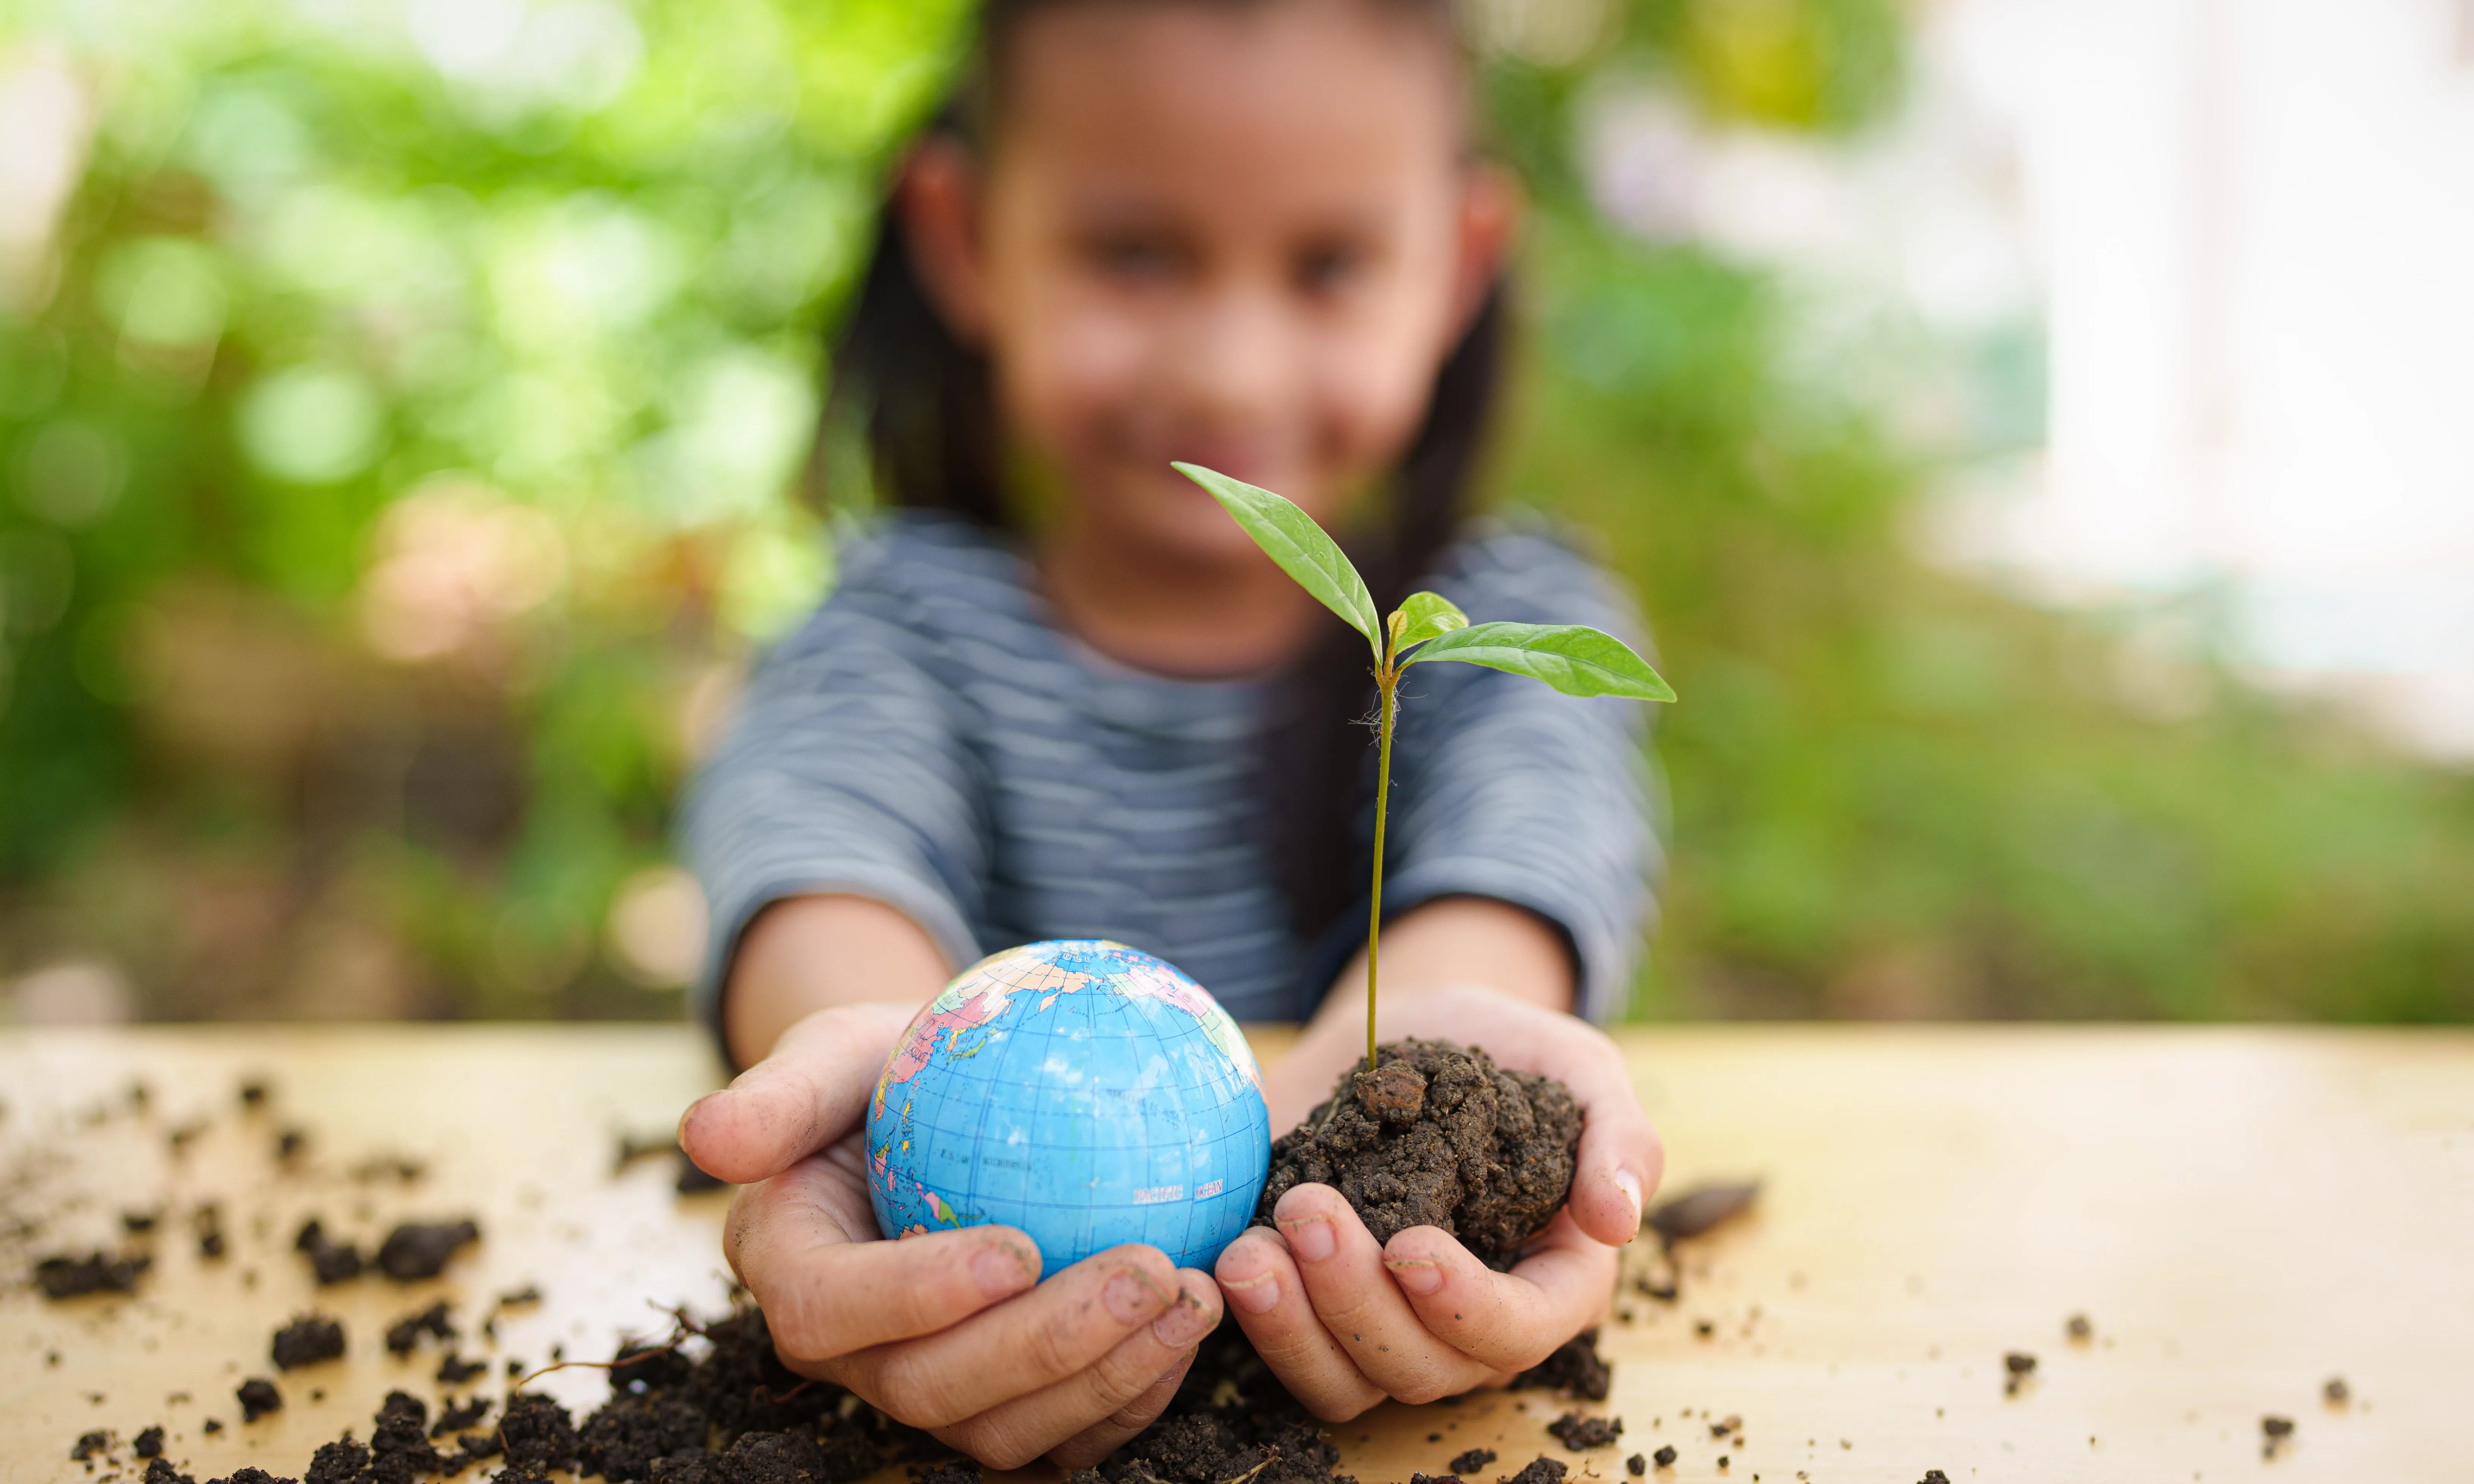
left=2, top=0, right=2469, bottom=1021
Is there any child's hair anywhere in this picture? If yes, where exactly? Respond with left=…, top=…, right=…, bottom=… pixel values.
left=816, top=0, right=1509, bottom=953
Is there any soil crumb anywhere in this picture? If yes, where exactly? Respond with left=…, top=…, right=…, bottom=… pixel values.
left=270, top=1315, right=346, bottom=1369
left=293, top=1220, right=363, bottom=1285
left=1918, top=1472, right=1951, bottom=1484
left=236, top=1377, right=283, bottom=1421
left=1451, top=1448, right=1498, bottom=1474
left=384, top=1300, right=455, bottom=1356
left=1498, top=1458, right=1567, bottom=1484
left=2002, top=1351, right=2036, bottom=1396
left=375, top=1219, right=479, bottom=1280
left=1547, top=1414, right=1623, bottom=1449
left=35, top=1250, right=151, bottom=1299
left=1624, top=1456, right=1644, bottom=1477
left=2065, top=1313, right=2092, bottom=1342
left=2323, top=1377, right=2349, bottom=1406
left=1650, top=1446, right=1676, bottom=1469
left=135, top=1425, right=165, bottom=1457
left=1510, top=1330, right=1611, bottom=1401
left=2261, top=1415, right=2294, bottom=1458
left=1258, top=1040, right=1580, bottom=1269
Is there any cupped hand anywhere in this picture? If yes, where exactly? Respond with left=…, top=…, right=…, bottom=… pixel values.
left=1213, top=983, right=1661, bottom=1420
left=679, top=1004, right=1224, bottom=1468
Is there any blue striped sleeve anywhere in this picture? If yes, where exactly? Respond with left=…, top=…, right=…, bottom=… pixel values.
left=679, top=533, right=991, bottom=1043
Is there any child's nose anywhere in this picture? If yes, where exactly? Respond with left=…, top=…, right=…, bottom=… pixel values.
left=1176, top=281, right=1300, bottom=426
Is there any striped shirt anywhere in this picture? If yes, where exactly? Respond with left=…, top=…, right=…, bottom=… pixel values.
left=682, top=511, right=1660, bottom=1034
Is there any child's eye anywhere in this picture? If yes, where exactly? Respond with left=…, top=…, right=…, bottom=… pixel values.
left=1082, top=233, right=1186, bottom=284
left=1293, top=242, right=1367, bottom=296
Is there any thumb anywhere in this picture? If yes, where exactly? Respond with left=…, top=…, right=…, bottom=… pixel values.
left=1547, top=1028, right=1663, bottom=1248
left=679, top=1001, right=918, bottom=1185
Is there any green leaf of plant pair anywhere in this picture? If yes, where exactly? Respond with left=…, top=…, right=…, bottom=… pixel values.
left=1405, top=620, right=1677, bottom=700
left=1172, top=460, right=1675, bottom=703
left=1173, top=461, right=1382, bottom=662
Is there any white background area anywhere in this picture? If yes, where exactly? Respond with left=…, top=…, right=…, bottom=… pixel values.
left=1586, top=0, right=2474, bottom=758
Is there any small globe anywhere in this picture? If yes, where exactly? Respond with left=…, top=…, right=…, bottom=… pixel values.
left=866, top=939, right=1273, bottom=1273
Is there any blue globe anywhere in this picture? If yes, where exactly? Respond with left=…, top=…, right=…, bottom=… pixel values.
left=866, top=939, right=1273, bottom=1273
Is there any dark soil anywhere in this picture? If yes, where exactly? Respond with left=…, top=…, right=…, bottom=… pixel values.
left=136, top=1425, right=166, bottom=1457
left=1650, top=1445, right=1676, bottom=1468
left=236, top=1377, right=283, bottom=1421
left=436, top=1352, right=487, bottom=1384
left=1545, top=1414, right=1622, bottom=1449
left=270, top=1315, right=346, bottom=1369
left=384, top=1300, right=455, bottom=1356
left=1510, top=1331, right=1611, bottom=1401
left=294, top=1220, right=363, bottom=1285
left=375, top=1219, right=479, bottom=1281
left=35, top=1250, right=151, bottom=1299
left=1624, top=1455, right=1644, bottom=1476
left=73, top=1429, right=110, bottom=1460
left=1497, top=1457, right=1567, bottom=1484
left=2002, top=1351, right=2036, bottom=1397
left=146, top=1458, right=197, bottom=1484
left=1450, top=1447, right=1497, bottom=1473
left=1258, top=1040, right=1581, bottom=1270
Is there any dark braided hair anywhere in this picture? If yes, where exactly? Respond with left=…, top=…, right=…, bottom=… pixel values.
left=813, top=0, right=1509, bottom=960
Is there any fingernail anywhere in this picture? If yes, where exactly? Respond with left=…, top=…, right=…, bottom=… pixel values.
left=1279, top=1215, right=1336, bottom=1264
left=1104, top=1268, right=1167, bottom=1324
left=1384, top=1257, right=1444, bottom=1296
left=1615, top=1167, right=1644, bottom=1231
left=1151, top=1289, right=1213, bottom=1348
left=973, top=1241, right=1033, bottom=1300
left=1222, top=1271, right=1281, bottom=1314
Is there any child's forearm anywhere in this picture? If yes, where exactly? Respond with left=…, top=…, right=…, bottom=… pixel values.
left=722, top=894, right=954, bottom=1069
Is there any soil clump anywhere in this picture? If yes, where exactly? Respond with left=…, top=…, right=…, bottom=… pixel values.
left=1510, top=1331, right=1610, bottom=1401
left=1545, top=1414, right=1622, bottom=1449
left=35, top=1249, right=151, bottom=1299
left=1258, top=1040, right=1581, bottom=1270
left=271, top=1315, right=347, bottom=1369
left=1450, top=1447, right=1498, bottom=1474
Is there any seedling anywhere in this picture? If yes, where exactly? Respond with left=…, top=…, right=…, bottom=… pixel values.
left=1173, top=463, right=1675, bottom=1072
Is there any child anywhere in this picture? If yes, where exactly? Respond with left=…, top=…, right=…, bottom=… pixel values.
left=677, top=0, right=1666, bottom=1469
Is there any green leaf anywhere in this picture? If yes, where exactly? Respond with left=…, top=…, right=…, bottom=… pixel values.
left=1404, top=621, right=1677, bottom=701
left=1173, top=462, right=1380, bottom=659
left=1390, top=590, right=1468, bottom=655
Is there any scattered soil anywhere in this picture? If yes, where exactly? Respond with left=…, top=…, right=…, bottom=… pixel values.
left=1919, top=1472, right=1951, bottom=1484
left=2065, top=1313, right=2092, bottom=1341
left=135, top=1425, right=165, bottom=1457
left=437, top=1352, right=488, bottom=1384
left=2323, top=1377, right=2349, bottom=1405
left=1650, top=1445, right=1676, bottom=1468
left=385, top=1300, right=456, bottom=1356
left=1258, top=1040, right=1581, bottom=1270
left=1546, top=1413, right=1623, bottom=1449
left=35, top=1250, right=151, bottom=1299
left=376, top=1219, right=480, bottom=1281
left=1495, top=1458, right=1566, bottom=1484
left=1509, top=1330, right=1611, bottom=1401
left=294, top=1220, right=364, bottom=1285
left=1450, top=1447, right=1498, bottom=1473
left=1624, top=1456, right=1644, bottom=1476
left=2002, top=1352, right=2036, bottom=1396
left=236, top=1377, right=283, bottom=1421
left=270, top=1315, right=346, bottom=1369
left=73, top=1429, right=110, bottom=1460
left=2261, top=1415, right=2294, bottom=1458
left=195, top=1204, right=227, bottom=1260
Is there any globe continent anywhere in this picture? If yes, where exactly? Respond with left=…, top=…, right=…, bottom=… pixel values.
left=866, top=939, right=1272, bottom=1273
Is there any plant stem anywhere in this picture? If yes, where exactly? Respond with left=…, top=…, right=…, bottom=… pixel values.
left=1365, top=664, right=1397, bottom=1076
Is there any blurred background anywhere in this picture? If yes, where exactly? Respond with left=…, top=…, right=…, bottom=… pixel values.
left=2, top=0, right=2469, bottom=1027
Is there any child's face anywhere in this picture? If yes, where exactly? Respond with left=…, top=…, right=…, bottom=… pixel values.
left=904, top=0, right=1510, bottom=568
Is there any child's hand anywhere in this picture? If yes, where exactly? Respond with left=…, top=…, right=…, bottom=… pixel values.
left=680, top=1004, right=1225, bottom=1469
left=1211, top=985, right=1660, bottom=1421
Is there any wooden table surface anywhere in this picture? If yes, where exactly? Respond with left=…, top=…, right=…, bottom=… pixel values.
left=3, top=1025, right=2469, bottom=1484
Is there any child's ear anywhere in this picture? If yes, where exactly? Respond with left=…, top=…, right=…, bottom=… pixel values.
left=1451, top=162, right=1524, bottom=336
left=898, top=137, right=993, bottom=345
